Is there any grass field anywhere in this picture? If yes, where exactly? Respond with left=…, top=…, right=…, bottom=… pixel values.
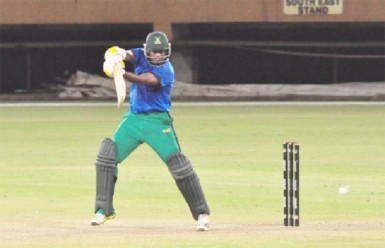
left=0, top=103, right=384, bottom=247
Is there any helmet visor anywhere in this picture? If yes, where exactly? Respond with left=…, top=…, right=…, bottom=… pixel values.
left=144, top=46, right=171, bottom=66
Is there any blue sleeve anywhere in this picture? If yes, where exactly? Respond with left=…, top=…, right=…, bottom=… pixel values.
left=151, top=64, right=174, bottom=87
left=133, top=48, right=142, bottom=64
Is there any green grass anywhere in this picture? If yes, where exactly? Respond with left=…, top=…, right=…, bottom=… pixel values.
left=0, top=104, right=384, bottom=247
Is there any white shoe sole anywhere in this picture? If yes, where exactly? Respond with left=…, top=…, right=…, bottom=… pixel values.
left=196, top=225, right=209, bottom=231
left=91, top=214, right=107, bottom=226
left=90, top=213, right=116, bottom=226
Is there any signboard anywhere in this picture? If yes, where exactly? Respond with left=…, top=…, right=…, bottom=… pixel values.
left=284, top=0, right=343, bottom=15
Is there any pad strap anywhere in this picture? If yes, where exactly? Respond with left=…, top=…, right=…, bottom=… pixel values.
left=167, top=152, right=210, bottom=220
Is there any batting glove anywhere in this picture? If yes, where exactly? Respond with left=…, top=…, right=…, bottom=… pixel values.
left=103, top=59, right=125, bottom=78
left=104, top=46, right=127, bottom=62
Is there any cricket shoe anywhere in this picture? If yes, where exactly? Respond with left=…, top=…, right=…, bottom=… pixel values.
left=196, top=214, right=209, bottom=231
left=90, top=209, right=116, bottom=226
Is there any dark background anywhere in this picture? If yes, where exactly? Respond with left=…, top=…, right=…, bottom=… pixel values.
left=0, top=22, right=384, bottom=93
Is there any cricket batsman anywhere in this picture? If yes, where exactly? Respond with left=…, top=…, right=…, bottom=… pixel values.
left=90, top=31, right=210, bottom=231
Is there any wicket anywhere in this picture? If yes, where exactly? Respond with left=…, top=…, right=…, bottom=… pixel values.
left=283, top=141, right=300, bottom=227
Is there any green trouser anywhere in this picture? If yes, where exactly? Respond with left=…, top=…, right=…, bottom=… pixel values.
left=112, top=111, right=181, bottom=164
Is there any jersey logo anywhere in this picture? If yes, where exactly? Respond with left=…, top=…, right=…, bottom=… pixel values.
left=162, top=128, right=171, bottom=133
left=154, top=36, right=162, bottom=45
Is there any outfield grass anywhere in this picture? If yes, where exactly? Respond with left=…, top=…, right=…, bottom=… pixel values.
left=0, top=103, right=384, bottom=247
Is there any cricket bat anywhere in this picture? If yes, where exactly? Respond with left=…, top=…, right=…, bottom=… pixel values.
left=113, top=63, right=126, bottom=108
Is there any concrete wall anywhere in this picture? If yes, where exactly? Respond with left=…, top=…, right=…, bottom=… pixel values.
left=1, top=0, right=384, bottom=39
